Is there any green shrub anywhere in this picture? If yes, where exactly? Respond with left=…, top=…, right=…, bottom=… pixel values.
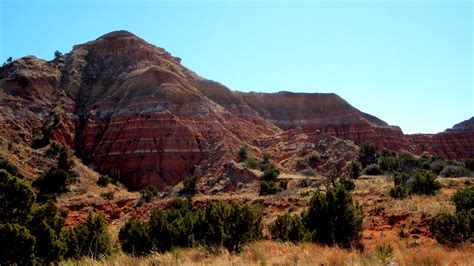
left=28, top=200, right=66, bottom=264
left=269, top=213, right=305, bottom=243
left=64, top=213, right=112, bottom=259
left=237, top=146, right=248, bottom=162
left=109, top=168, right=121, bottom=180
left=100, top=191, right=114, bottom=200
left=141, top=185, right=160, bottom=202
left=339, top=177, right=355, bottom=191
left=389, top=185, right=410, bottom=199
left=409, top=170, right=441, bottom=195
left=451, top=185, right=474, bottom=212
left=347, top=160, right=362, bottom=179
left=261, top=164, right=280, bottom=181
left=0, top=157, right=19, bottom=176
left=465, top=158, right=474, bottom=172
left=440, top=165, right=468, bottom=178
left=390, top=170, right=440, bottom=198
left=57, top=149, right=74, bottom=172
left=380, top=155, right=399, bottom=173
left=197, top=201, right=263, bottom=252
left=302, top=185, right=364, bottom=247
left=34, top=168, right=72, bottom=200
left=359, top=143, right=377, bottom=168
left=0, top=223, right=36, bottom=265
left=430, top=160, right=446, bottom=175
left=398, top=153, right=418, bottom=174
left=307, top=152, right=319, bottom=167
left=245, top=156, right=258, bottom=169
left=0, top=169, right=36, bottom=223
left=259, top=181, right=283, bottom=195
left=259, top=153, right=271, bottom=171
left=301, top=168, right=316, bottom=177
left=363, top=164, right=382, bottom=175
left=430, top=211, right=472, bottom=247
left=119, top=220, right=151, bottom=256
left=181, top=176, right=198, bottom=195
left=97, top=175, right=111, bottom=187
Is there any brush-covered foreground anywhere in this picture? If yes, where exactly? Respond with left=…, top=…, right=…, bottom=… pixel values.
left=62, top=240, right=473, bottom=265
left=62, top=175, right=473, bottom=265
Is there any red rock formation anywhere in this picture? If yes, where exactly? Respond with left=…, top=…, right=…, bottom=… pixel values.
left=1, top=30, right=472, bottom=192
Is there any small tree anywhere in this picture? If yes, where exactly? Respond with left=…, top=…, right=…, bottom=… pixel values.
left=28, top=200, right=66, bottom=264
left=0, top=223, right=36, bottom=265
left=359, top=143, right=377, bottom=168
left=181, top=176, right=198, bottom=195
left=54, top=51, right=62, bottom=59
left=0, top=169, right=36, bottom=224
left=119, top=220, right=151, bottom=256
left=97, top=175, right=111, bottom=187
left=6, top=57, right=12, bottom=63
left=451, top=185, right=474, bottom=212
left=64, top=213, right=112, bottom=259
left=347, top=160, right=361, bottom=179
left=269, top=213, right=305, bottom=243
left=302, top=185, right=364, bottom=247
left=237, top=147, right=248, bottom=162
left=141, top=185, right=160, bottom=202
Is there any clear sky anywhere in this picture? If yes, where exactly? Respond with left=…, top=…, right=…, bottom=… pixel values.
left=1, top=0, right=472, bottom=134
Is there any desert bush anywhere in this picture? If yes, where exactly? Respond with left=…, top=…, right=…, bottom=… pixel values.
left=359, top=143, right=377, bottom=168
left=302, top=185, right=364, bottom=247
left=430, top=160, right=447, bottom=175
left=100, top=191, right=114, bottom=200
left=54, top=50, right=63, bottom=59
left=141, top=185, right=160, bottom=202
left=409, top=170, right=441, bottom=195
left=245, top=156, right=258, bottom=169
left=64, top=213, right=112, bottom=259
left=109, top=168, right=121, bottom=180
left=119, top=220, right=151, bottom=256
left=440, top=165, right=468, bottom=177
left=237, top=146, right=248, bottom=162
left=181, top=176, right=198, bottom=195
left=28, top=200, right=66, bottom=264
left=347, top=160, right=362, bottom=179
left=398, top=153, right=419, bottom=174
left=339, top=177, right=355, bottom=191
left=363, top=164, right=382, bottom=175
left=197, top=201, right=263, bottom=252
left=430, top=211, right=472, bottom=247
left=0, top=169, right=36, bottom=223
left=380, top=155, right=399, bottom=173
left=259, top=180, right=283, bottom=195
left=34, top=168, right=72, bottom=200
left=389, top=185, right=410, bottom=199
left=0, top=157, right=19, bottom=176
left=451, top=185, right=474, bottom=212
left=97, top=175, right=111, bottom=187
left=269, top=213, right=305, bottom=243
left=0, top=223, right=36, bottom=265
left=307, top=152, right=319, bottom=167
left=261, top=164, right=280, bottom=181
left=279, top=180, right=288, bottom=190
left=465, top=158, right=474, bottom=172
left=259, top=153, right=271, bottom=171
left=301, top=167, right=316, bottom=177
left=390, top=170, right=440, bottom=198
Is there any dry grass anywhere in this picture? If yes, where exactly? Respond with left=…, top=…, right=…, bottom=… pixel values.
left=61, top=241, right=474, bottom=266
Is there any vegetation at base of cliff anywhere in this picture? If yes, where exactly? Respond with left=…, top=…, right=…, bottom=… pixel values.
left=389, top=170, right=441, bottom=198
left=430, top=185, right=473, bottom=247
left=32, top=106, right=64, bottom=149
left=181, top=175, right=198, bottom=195
left=259, top=162, right=286, bottom=196
left=119, top=199, right=264, bottom=255
left=34, top=147, right=77, bottom=201
left=0, top=164, right=113, bottom=264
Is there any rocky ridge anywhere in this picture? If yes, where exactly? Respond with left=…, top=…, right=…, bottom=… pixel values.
left=0, top=30, right=472, bottom=190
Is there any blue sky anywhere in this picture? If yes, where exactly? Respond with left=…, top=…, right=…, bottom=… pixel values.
left=1, top=0, right=472, bottom=134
